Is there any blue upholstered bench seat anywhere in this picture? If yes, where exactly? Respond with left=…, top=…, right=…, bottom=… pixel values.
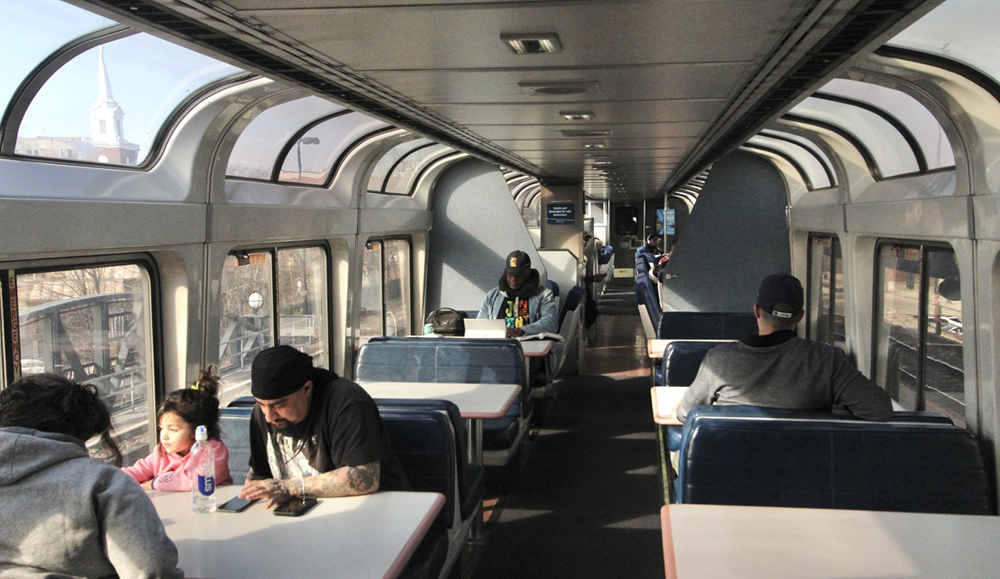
left=219, top=406, right=253, bottom=483
left=355, top=336, right=529, bottom=465
left=634, top=277, right=661, bottom=329
left=375, top=398, right=484, bottom=521
left=673, top=405, right=993, bottom=515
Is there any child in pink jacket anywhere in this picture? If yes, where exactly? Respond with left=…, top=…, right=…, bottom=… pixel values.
left=123, top=368, right=232, bottom=490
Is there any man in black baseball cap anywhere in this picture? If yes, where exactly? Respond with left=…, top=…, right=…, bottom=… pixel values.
left=239, top=345, right=408, bottom=507
left=755, top=273, right=805, bottom=322
left=673, top=272, right=891, bottom=424
left=478, top=249, right=558, bottom=338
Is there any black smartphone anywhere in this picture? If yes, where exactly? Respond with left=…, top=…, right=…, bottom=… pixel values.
left=273, top=496, right=319, bottom=517
left=217, top=496, right=257, bottom=513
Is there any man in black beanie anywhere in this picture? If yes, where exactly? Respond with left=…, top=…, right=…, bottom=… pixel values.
left=239, top=345, right=407, bottom=507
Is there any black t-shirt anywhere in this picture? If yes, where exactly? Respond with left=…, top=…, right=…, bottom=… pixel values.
left=248, top=370, right=409, bottom=491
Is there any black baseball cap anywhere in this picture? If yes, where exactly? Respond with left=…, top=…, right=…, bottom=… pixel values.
left=504, top=250, right=531, bottom=277
left=756, top=273, right=804, bottom=319
left=251, top=345, right=314, bottom=399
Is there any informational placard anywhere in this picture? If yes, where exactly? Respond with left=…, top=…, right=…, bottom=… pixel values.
left=546, top=202, right=575, bottom=224
left=657, top=208, right=676, bottom=235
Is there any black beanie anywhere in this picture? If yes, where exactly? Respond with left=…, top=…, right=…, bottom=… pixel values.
left=251, top=345, right=313, bottom=400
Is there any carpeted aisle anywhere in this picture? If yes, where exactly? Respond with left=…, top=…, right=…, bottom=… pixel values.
left=472, top=287, right=664, bottom=578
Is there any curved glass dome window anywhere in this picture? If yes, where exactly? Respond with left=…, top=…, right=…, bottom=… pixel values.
left=228, top=96, right=345, bottom=180
left=277, top=112, right=389, bottom=185
left=760, top=129, right=838, bottom=186
left=746, top=135, right=832, bottom=189
left=0, top=0, right=115, bottom=121
left=789, top=96, right=919, bottom=178
left=16, top=34, right=241, bottom=167
left=367, top=136, right=432, bottom=192
left=378, top=143, right=456, bottom=195
left=820, top=79, right=954, bottom=169
left=888, top=0, right=1000, bottom=88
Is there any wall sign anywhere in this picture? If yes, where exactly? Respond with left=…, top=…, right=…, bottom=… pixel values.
left=546, top=202, right=575, bottom=224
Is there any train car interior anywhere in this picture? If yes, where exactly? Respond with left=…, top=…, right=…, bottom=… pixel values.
left=3, top=0, right=1000, bottom=576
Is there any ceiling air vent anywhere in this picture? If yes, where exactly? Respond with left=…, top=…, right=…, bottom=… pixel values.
left=562, top=129, right=614, bottom=138
left=501, top=33, right=562, bottom=55
left=518, top=81, right=599, bottom=96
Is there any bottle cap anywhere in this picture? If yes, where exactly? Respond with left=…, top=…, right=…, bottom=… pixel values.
left=195, top=425, right=207, bottom=441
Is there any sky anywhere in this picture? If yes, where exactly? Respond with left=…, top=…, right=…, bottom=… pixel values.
left=1, top=0, right=240, bottom=161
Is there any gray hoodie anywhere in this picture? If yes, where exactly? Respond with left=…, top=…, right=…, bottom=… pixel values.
left=0, top=427, right=183, bottom=578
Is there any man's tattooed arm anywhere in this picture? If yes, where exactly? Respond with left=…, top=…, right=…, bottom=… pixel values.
left=301, top=462, right=381, bottom=497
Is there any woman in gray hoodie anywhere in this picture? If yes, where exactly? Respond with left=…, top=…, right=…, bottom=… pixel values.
left=0, top=374, right=184, bottom=578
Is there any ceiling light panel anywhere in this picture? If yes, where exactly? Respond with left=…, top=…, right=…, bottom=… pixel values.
left=501, top=33, right=562, bottom=55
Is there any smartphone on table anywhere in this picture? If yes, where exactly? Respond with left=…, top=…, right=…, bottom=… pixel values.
left=217, top=496, right=258, bottom=513
left=273, top=496, right=319, bottom=517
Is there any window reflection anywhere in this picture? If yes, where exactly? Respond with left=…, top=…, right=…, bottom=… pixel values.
left=360, top=241, right=384, bottom=341
left=359, top=238, right=412, bottom=342
left=383, top=239, right=412, bottom=337
left=218, top=252, right=274, bottom=406
left=277, top=247, right=328, bottom=369
left=807, top=235, right=845, bottom=350
left=874, top=244, right=964, bottom=427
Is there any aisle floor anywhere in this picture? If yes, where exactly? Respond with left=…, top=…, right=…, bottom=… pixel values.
left=470, top=288, right=664, bottom=578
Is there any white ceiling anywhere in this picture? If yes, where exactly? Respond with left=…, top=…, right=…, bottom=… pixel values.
left=84, top=0, right=937, bottom=200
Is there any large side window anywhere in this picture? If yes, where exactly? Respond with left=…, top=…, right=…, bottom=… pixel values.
left=360, top=238, right=412, bottom=343
left=9, top=262, right=154, bottom=464
left=217, top=246, right=328, bottom=405
left=873, top=243, right=964, bottom=427
left=806, top=235, right=845, bottom=350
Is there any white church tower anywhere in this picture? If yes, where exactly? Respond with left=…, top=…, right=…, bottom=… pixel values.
left=90, top=46, right=125, bottom=146
left=88, top=46, right=139, bottom=164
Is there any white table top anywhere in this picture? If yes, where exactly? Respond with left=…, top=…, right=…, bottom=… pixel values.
left=646, top=338, right=732, bottom=359
left=662, top=504, right=1000, bottom=578
left=357, top=381, right=520, bottom=419
left=650, top=386, right=687, bottom=426
left=149, top=488, right=443, bottom=579
left=519, top=339, right=554, bottom=356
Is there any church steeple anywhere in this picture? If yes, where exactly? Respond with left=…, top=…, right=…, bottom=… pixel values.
left=89, top=46, right=126, bottom=146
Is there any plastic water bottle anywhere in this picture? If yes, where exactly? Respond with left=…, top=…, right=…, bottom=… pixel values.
left=191, top=425, right=216, bottom=513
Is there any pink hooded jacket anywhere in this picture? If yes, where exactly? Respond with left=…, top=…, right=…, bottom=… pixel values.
left=122, top=439, right=233, bottom=491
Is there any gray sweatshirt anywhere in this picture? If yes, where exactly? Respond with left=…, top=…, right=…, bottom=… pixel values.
left=677, top=332, right=893, bottom=422
left=0, top=427, right=184, bottom=578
